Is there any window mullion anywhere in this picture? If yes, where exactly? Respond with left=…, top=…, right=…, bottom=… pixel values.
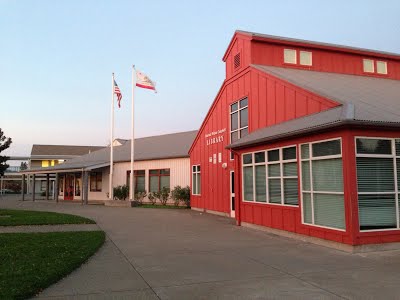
left=393, top=140, right=399, bottom=229
left=252, top=154, right=256, bottom=202
left=280, top=150, right=284, bottom=205
left=309, top=157, right=315, bottom=224
left=238, top=108, right=241, bottom=139
left=266, top=163, right=270, bottom=203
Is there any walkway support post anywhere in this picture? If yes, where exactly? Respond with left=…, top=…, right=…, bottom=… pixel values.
left=32, top=174, right=36, bottom=201
left=21, top=174, right=25, bottom=201
left=83, top=171, right=89, bottom=205
left=54, top=173, right=59, bottom=202
left=46, top=173, right=50, bottom=200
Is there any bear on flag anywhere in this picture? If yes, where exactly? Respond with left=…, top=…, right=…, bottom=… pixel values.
left=136, top=70, right=156, bottom=92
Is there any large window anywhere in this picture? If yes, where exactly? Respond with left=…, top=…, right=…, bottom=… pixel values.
left=230, top=98, right=248, bottom=142
left=356, top=138, right=400, bottom=231
left=90, top=172, right=102, bottom=192
left=301, top=139, right=345, bottom=230
left=192, top=165, right=201, bottom=195
left=149, top=169, right=170, bottom=192
left=242, top=146, right=298, bottom=205
left=127, top=170, right=145, bottom=193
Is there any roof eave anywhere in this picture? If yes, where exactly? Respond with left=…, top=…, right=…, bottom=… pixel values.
left=227, top=120, right=400, bottom=150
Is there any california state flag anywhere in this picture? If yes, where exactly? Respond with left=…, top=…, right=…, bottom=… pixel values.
left=136, top=70, right=156, bottom=92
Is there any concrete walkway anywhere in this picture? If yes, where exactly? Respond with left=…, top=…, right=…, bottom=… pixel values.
left=1, top=196, right=400, bottom=299
left=0, top=223, right=100, bottom=233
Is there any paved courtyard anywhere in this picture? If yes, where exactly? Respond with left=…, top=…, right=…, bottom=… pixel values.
left=1, top=195, right=400, bottom=299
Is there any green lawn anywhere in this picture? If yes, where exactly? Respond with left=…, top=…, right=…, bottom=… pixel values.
left=0, top=209, right=95, bottom=226
left=138, top=204, right=190, bottom=209
left=0, top=231, right=105, bottom=299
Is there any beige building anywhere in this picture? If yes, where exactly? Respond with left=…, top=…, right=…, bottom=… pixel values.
left=22, top=131, right=197, bottom=203
left=27, top=144, right=104, bottom=195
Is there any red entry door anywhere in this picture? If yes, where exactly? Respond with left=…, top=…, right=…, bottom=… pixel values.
left=64, top=175, right=74, bottom=200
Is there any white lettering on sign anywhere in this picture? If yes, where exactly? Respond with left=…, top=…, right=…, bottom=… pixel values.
left=205, top=128, right=226, bottom=146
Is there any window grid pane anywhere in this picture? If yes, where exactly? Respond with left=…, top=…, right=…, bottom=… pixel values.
left=356, top=137, right=400, bottom=231
left=255, top=166, right=266, bottom=202
left=300, top=139, right=345, bottom=230
left=284, top=49, right=296, bottom=64
left=269, top=179, right=281, bottom=203
left=312, top=140, right=341, bottom=157
left=300, top=51, right=312, bottom=66
left=363, top=59, right=374, bottom=73
left=243, top=146, right=298, bottom=207
left=284, top=178, right=298, bottom=205
left=356, top=138, right=392, bottom=155
left=243, top=166, right=254, bottom=201
left=376, top=61, right=387, bottom=74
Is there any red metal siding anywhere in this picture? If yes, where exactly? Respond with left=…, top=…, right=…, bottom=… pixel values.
left=191, top=32, right=400, bottom=246
left=225, top=37, right=252, bottom=80
left=251, top=41, right=400, bottom=80
left=190, top=67, right=340, bottom=216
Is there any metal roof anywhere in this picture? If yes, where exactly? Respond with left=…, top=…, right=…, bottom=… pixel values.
left=228, top=65, right=400, bottom=149
left=24, top=130, right=198, bottom=173
left=31, top=145, right=104, bottom=157
left=236, top=30, right=400, bottom=59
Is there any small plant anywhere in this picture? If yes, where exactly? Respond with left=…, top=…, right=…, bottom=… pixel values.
left=134, top=190, right=147, bottom=206
left=171, top=186, right=182, bottom=206
left=147, top=192, right=157, bottom=205
left=159, top=187, right=170, bottom=206
left=152, top=191, right=161, bottom=205
left=113, top=185, right=129, bottom=200
left=180, top=186, right=191, bottom=208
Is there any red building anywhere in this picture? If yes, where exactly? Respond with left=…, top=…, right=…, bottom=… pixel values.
left=189, top=30, right=400, bottom=246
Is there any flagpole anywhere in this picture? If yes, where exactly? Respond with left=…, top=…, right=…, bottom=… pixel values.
left=130, top=65, right=135, bottom=201
left=109, top=73, right=115, bottom=200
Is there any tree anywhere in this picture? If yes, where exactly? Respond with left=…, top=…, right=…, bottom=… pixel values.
left=0, top=129, right=12, bottom=176
left=20, top=162, right=28, bottom=171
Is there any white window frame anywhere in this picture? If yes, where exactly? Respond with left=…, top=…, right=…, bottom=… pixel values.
left=363, top=59, right=375, bottom=73
left=192, top=165, right=201, bottom=195
left=284, top=49, right=297, bottom=64
left=300, top=137, right=346, bottom=231
left=230, top=98, right=248, bottom=143
left=355, top=136, right=400, bottom=232
left=376, top=61, right=388, bottom=75
left=299, top=51, right=312, bottom=66
left=242, top=145, right=298, bottom=206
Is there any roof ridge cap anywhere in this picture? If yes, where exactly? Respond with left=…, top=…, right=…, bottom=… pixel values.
left=340, top=103, right=355, bottom=120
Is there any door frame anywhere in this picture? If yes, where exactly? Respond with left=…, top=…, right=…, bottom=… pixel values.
left=64, top=174, right=75, bottom=200
left=230, top=170, right=235, bottom=218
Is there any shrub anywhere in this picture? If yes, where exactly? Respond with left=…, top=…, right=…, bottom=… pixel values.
left=147, top=192, right=157, bottom=205
left=134, top=191, right=147, bottom=206
left=171, top=185, right=190, bottom=208
left=180, top=186, right=191, bottom=208
left=159, top=187, right=170, bottom=206
left=113, top=185, right=129, bottom=200
left=171, top=186, right=182, bottom=206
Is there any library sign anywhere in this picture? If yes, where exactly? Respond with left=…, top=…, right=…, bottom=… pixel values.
left=205, top=128, right=226, bottom=146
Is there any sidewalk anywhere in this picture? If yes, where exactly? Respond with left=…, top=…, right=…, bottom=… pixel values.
left=2, top=197, right=400, bottom=299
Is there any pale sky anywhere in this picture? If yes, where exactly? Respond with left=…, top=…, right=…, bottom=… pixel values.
left=1, top=0, right=400, bottom=157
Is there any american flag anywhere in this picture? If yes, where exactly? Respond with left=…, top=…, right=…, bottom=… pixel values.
left=114, top=80, right=122, bottom=108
